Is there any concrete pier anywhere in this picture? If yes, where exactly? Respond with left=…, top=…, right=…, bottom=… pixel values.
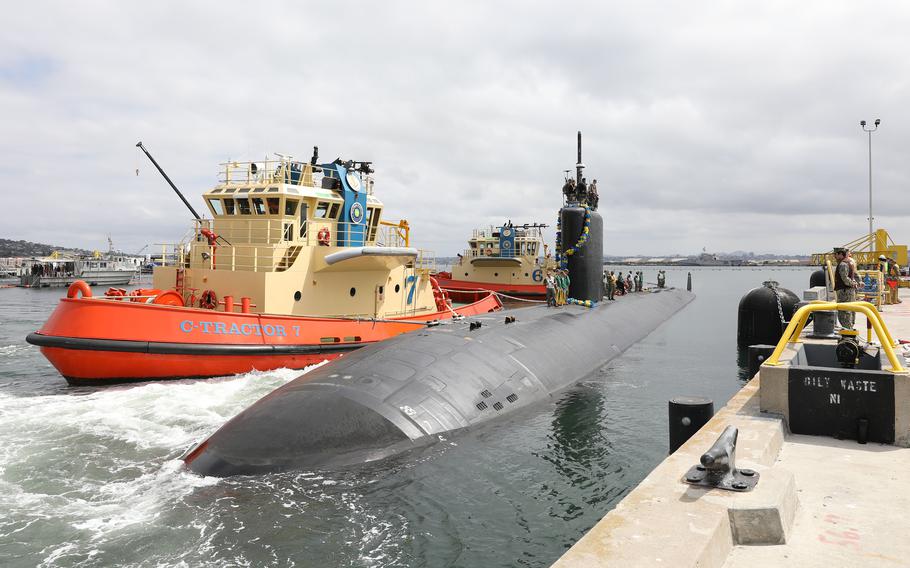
left=554, top=291, right=910, bottom=567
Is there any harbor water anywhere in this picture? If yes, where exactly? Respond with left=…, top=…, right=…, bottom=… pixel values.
left=0, top=267, right=811, bottom=567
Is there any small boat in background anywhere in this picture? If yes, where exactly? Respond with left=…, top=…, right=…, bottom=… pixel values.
left=27, top=145, right=501, bottom=384
left=435, top=223, right=554, bottom=302
left=19, top=240, right=140, bottom=288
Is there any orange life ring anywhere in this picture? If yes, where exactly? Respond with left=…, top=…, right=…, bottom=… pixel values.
left=317, top=227, right=331, bottom=246
left=199, top=289, right=218, bottom=310
left=67, top=280, right=92, bottom=299
left=484, top=248, right=493, bottom=256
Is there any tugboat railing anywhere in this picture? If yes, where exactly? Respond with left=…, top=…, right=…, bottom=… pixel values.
left=462, top=247, right=544, bottom=260
left=217, top=157, right=375, bottom=195
left=471, top=225, right=545, bottom=239
left=156, top=218, right=429, bottom=273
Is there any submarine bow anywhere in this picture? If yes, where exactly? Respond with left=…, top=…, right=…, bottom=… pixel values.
left=185, top=289, right=694, bottom=476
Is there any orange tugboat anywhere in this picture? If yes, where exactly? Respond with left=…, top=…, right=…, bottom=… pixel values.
left=435, top=223, right=554, bottom=302
left=27, top=144, right=501, bottom=384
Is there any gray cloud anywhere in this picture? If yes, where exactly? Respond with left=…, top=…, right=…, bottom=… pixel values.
left=1, top=1, right=908, bottom=258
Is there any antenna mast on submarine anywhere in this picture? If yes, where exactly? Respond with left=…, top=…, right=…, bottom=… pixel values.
left=576, top=130, right=584, bottom=184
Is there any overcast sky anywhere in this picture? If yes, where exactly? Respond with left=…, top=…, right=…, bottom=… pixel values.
left=2, top=1, right=908, bottom=257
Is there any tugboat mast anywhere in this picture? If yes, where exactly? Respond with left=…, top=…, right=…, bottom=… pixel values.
left=136, top=141, right=202, bottom=221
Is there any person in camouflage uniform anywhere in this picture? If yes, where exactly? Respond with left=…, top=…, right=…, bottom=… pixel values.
left=833, top=248, right=856, bottom=329
left=605, top=270, right=616, bottom=300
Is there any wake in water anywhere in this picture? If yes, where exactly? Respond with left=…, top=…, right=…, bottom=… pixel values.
left=0, top=365, right=324, bottom=567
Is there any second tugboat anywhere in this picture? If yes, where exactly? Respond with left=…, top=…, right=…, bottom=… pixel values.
left=27, top=145, right=501, bottom=384
left=434, top=223, right=554, bottom=301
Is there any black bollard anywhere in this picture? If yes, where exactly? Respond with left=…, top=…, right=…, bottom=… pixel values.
left=687, top=272, right=692, bottom=292
left=668, top=396, right=714, bottom=454
left=747, top=344, right=776, bottom=378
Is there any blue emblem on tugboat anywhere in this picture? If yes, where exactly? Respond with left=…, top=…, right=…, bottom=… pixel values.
left=350, top=202, right=364, bottom=224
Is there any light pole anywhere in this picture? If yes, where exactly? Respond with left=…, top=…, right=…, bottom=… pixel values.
left=860, top=118, right=880, bottom=238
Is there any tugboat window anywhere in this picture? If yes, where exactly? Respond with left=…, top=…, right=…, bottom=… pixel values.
left=350, top=287, right=356, bottom=297
left=208, top=199, right=224, bottom=216
left=251, top=197, right=266, bottom=215
left=285, top=199, right=298, bottom=216
left=394, top=284, right=400, bottom=293
left=314, top=202, right=330, bottom=219
left=364, top=207, right=373, bottom=234
left=294, top=291, right=301, bottom=301
left=237, top=198, right=251, bottom=215
left=328, top=203, right=341, bottom=220
left=369, top=209, right=381, bottom=241
left=267, top=197, right=280, bottom=215
left=223, top=198, right=236, bottom=215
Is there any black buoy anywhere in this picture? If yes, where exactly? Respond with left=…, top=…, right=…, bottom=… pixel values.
left=737, top=281, right=799, bottom=346
left=668, top=396, right=714, bottom=454
left=809, top=268, right=826, bottom=288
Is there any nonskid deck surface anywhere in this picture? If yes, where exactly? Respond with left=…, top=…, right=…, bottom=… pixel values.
left=185, top=288, right=694, bottom=476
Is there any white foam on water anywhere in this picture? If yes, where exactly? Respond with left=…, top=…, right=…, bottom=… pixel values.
left=0, top=363, right=327, bottom=566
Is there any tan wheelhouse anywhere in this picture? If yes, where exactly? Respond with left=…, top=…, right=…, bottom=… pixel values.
left=153, top=155, right=437, bottom=319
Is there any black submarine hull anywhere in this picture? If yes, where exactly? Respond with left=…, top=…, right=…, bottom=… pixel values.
left=185, top=289, right=694, bottom=476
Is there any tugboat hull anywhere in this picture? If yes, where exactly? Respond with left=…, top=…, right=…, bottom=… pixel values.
left=434, top=272, right=546, bottom=301
left=27, top=293, right=501, bottom=383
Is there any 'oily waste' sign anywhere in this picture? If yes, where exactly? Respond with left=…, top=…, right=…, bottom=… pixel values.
left=788, top=366, right=894, bottom=444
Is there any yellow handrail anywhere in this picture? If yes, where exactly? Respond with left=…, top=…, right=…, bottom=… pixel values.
left=764, top=301, right=905, bottom=372
left=379, top=219, right=410, bottom=247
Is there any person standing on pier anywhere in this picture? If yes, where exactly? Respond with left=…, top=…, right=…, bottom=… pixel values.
left=833, top=248, right=857, bottom=330
left=615, top=271, right=625, bottom=296
left=626, top=272, right=633, bottom=294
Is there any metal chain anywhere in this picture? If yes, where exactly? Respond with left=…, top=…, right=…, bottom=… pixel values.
left=764, top=280, right=786, bottom=325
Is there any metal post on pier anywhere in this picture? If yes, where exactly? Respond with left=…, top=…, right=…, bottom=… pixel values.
left=668, top=396, right=714, bottom=454
left=860, top=119, right=880, bottom=238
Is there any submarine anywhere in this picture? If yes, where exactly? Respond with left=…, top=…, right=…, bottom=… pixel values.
left=184, top=133, right=695, bottom=477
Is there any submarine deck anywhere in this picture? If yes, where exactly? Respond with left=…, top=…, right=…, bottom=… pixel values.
left=553, top=289, right=910, bottom=568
